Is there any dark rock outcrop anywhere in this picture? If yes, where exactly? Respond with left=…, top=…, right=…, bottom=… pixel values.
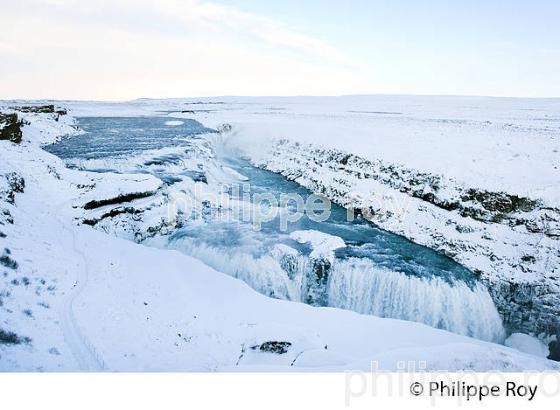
left=13, top=104, right=61, bottom=114
left=82, top=206, right=141, bottom=226
left=0, top=113, right=23, bottom=144
left=305, top=257, right=331, bottom=306
left=251, top=341, right=292, bottom=354
left=0, top=328, right=31, bottom=345
left=83, top=191, right=155, bottom=210
left=548, top=339, right=560, bottom=361
left=0, top=250, right=18, bottom=270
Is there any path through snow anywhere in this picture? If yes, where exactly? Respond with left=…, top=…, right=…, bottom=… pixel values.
left=56, top=210, right=104, bottom=371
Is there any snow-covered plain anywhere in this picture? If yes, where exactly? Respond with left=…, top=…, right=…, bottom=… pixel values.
left=60, top=96, right=560, bottom=203
left=1, top=98, right=559, bottom=371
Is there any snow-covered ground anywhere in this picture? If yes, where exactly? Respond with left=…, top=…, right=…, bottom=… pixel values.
left=1, top=99, right=559, bottom=371
left=57, top=95, right=560, bottom=203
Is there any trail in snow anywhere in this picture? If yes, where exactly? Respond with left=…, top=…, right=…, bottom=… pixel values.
left=56, top=213, right=104, bottom=371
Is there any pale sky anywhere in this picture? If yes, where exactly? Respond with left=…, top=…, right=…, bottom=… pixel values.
left=1, top=0, right=559, bottom=100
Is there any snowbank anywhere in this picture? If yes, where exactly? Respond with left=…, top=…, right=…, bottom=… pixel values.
left=505, top=334, right=550, bottom=359
left=290, top=230, right=345, bottom=260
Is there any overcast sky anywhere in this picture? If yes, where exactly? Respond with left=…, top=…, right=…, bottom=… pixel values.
left=1, top=0, right=559, bottom=100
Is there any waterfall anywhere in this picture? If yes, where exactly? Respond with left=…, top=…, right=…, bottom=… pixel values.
left=159, top=232, right=506, bottom=343
left=327, top=257, right=506, bottom=343
left=161, top=236, right=304, bottom=301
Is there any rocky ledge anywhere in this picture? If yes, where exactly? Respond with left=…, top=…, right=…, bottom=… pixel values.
left=0, top=113, right=24, bottom=144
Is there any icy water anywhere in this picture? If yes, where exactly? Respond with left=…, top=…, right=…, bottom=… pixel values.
left=46, top=116, right=506, bottom=343
left=44, top=116, right=216, bottom=159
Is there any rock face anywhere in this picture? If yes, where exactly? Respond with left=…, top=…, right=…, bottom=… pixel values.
left=1, top=105, right=70, bottom=144
left=488, top=281, right=559, bottom=339
left=549, top=339, right=560, bottom=361
left=250, top=138, right=560, bottom=341
left=0, top=113, right=23, bottom=144
left=263, top=140, right=560, bottom=239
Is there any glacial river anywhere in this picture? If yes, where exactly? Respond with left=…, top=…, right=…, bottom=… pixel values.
left=45, top=116, right=506, bottom=343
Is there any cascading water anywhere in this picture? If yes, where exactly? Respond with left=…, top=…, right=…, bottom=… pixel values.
left=46, top=116, right=507, bottom=344
left=160, top=227, right=505, bottom=343
left=327, top=258, right=505, bottom=342
left=164, top=234, right=304, bottom=301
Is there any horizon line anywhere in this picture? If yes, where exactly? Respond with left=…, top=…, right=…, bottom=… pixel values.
left=2, top=92, right=560, bottom=103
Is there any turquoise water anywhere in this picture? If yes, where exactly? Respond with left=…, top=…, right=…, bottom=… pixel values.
left=215, top=156, right=477, bottom=285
